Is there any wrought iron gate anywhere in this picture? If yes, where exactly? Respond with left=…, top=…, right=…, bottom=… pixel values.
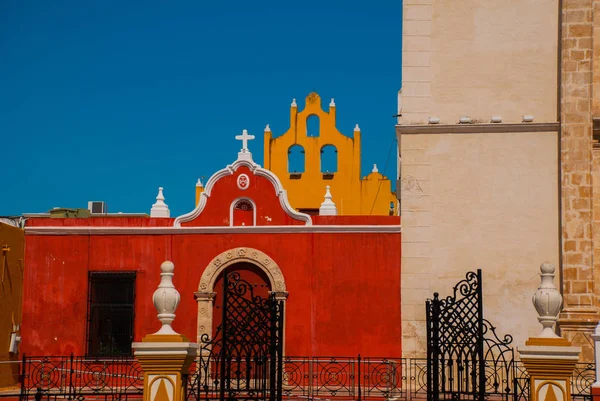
left=426, top=270, right=517, bottom=401
left=190, top=271, right=284, bottom=401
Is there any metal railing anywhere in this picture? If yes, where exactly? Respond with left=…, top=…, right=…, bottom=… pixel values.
left=5, top=355, right=596, bottom=401
left=15, top=355, right=143, bottom=401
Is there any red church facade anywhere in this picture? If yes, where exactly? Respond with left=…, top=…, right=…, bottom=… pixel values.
left=21, top=147, right=401, bottom=358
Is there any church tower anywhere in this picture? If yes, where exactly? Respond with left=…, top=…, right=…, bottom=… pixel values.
left=398, top=0, right=599, bottom=361
left=264, top=92, right=397, bottom=216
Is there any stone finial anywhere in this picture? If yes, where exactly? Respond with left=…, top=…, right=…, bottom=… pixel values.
left=329, top=98, right=335, bottom=107
left=523, top=115, right=535, bottom=123
left=150, top=187, right=170, bottom=218
left=152, top=261, right=181, bottom=335
left=459, top=116, right=471, bottom=124
left=291, top=98, right=297, bottom=107
left=428, top=117, right=440, bottom=125
left=319, top=186, right=337, bottom=216
left=264, top=124, right=271, bottom=132
left=196, top=178, right=204, bottom=188
left=532, top=262, right=563, bottom=338
left=372, top=164, right=379, bottom=173
left=354, top=124, right=360, bottom=132
left=491, top=116, right=503, bottom=123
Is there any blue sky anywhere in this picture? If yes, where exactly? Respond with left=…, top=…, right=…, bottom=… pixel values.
left=0, top=1, right=402, bottom=217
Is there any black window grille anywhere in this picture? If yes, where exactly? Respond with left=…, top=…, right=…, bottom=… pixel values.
left=86, top=272, right=136, bottom=357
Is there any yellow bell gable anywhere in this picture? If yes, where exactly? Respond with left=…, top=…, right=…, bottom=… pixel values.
left=263, top=92, right=397, bottom=216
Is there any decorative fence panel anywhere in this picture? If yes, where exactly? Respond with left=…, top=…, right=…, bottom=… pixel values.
left=5, top=355, right=595, bottom=401
left=17, top=355, right=143, bottom=401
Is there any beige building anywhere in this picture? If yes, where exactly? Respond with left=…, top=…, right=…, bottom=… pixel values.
left=398, top=0, right=599, bottom=360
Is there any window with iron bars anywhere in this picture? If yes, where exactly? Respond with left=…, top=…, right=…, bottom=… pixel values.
left=86, top=272, right=136, bottom=357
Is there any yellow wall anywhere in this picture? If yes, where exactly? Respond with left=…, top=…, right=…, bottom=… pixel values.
left=264, top=92, right=396, bottom=216
left=0, top=221, right=24, bottom=388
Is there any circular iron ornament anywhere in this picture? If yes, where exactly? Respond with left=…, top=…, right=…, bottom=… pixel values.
left=127, top=362, right=145, bottom=391
left=30, top=361, right=62, bottom=389
left=237, top=174, right=250, bottom=190
left=81, top=362, right=109, bottom=388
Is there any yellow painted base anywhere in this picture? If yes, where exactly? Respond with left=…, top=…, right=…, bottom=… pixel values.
left=520, top=337, right=580, bottom=401
left=133, top=335, right=197, bottom=401
left=142, top=334, right=190, bottom=342
left=526, top=337, right=571, bottom=347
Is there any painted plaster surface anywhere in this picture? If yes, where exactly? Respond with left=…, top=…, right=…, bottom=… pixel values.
left=400, top=0, right=558, bottom=125
left=21, top=150, right=400, bottom=357
left=400, top=132, right=559, bottom=357
left=22, top=228, right=401, bottom=357
left=0, top=222, right=24, bottom=388
left=265, top=93, right=397, bottom=215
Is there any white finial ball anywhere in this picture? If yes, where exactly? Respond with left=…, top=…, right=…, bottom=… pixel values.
left=540, top=262, right=555, bottom=274
left=161, top=261, right=175, bottom=273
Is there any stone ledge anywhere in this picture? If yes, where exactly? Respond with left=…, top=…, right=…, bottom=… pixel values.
left=396, top=122, right=560, bottom=135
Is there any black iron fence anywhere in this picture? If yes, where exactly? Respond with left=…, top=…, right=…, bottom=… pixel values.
left=14, top=355, right=143, bottom=401
left=4, top=355, right=596, bottom=401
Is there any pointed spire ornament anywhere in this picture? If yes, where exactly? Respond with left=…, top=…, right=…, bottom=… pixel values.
left=264, top=124, right=271, bottom=132
left=150, top=187, right=170, bottom=218
left=291, top=98, right=297, bottom=107
left=152, top=261, right=181, bottom=335
left=196, top=178, right=204, bottom=188
left=372, top=164, right=379, bottom=173
left=319, top=186, right=337, bottom=216
left=354, top=124, right=361, bottom=132
left=330, top=98, right=335, bottom=107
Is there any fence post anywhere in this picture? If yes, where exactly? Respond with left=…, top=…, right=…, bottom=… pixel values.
left=518, top=262, right=581, bottom=401
left=591, top=322, right=600, bottom=401
left=357, top=354, right=362, bottom=401
left=68, top=353, right=74, bottom=400
left=19, top=353, right=26, bottom=401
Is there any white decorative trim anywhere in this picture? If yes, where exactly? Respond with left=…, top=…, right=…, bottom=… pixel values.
left=237, top=174, right=250, bottom=190
left=229, top=197, right=257, bottom=226
left=24, top=225, right=401, bottom=235
left=198, top=247, right=287, bottom=293
left=173, top=156, right=312, bottom=227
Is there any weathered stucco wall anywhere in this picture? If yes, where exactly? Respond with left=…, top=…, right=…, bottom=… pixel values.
left=22, top=221, right=401, bottom=358
left=400, top=0, right=559, bottom=125
left=0, top=222, right=24, bottom=388
left=400, top=131, right=559, bottom=357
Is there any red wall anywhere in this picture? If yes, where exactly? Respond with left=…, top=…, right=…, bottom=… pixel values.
left=23, top=227, right=401, bottom=357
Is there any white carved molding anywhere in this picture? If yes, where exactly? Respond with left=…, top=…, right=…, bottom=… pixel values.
left=194, top=247, right=288, bottom=345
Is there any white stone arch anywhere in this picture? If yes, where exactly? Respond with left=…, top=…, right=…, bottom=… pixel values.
left=194, top=247, right=288, bottom=344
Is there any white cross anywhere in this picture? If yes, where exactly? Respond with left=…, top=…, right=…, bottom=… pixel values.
left=235, top=129, right=255, bottom=152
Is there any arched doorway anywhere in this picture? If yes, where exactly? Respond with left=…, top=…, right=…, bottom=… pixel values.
left=211, top=261, right=271, bottom=334
left=195, top=247, right=288, bottom=348
left=193, top=248, right=288, bottom=401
